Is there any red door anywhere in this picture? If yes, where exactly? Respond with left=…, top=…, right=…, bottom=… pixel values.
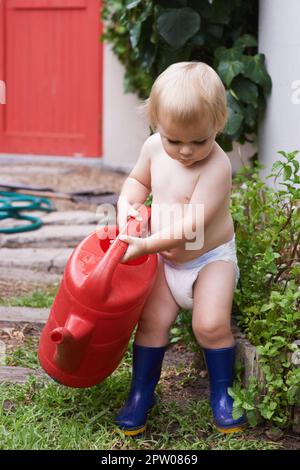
left=0, top=0, right=103, bottom=157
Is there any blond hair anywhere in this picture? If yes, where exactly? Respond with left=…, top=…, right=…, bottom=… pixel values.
left=144, top=62, right=227, bottom=132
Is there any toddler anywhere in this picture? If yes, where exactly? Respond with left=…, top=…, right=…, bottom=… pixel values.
left=116, top=62, right=246, bottom=436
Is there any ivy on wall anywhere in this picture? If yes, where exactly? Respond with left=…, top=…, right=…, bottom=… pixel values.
left=102, top=0, right=272, bottom=151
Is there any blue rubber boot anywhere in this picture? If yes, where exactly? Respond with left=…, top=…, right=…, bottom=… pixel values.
left=115, top=343, right=167, bottom=436
left=203, top=345, right=246, bottom=434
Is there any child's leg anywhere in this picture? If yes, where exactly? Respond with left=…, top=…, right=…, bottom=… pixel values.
left=135, top=255, right=181, bottom=347
left=116, top=256, right=180, bottom=435
left=192, top=260, right=235, bottom=349
left=192, top=260, right=246, bottom=433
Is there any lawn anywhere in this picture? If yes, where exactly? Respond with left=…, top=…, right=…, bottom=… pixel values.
left=0, top=289, right=286, bottom=450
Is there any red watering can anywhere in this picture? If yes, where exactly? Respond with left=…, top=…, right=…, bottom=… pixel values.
left=38, top=205, right=157, bottom=388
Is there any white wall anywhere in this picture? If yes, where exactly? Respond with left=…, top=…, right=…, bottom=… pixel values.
left=102, top=44, right=149, bottom=172
left=228, top=141, right=255, bottom=174
left=258, top=0, right=300, bottom=181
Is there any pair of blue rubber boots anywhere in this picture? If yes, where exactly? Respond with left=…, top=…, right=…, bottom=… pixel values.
left=115, top=343, right=246, bottom=436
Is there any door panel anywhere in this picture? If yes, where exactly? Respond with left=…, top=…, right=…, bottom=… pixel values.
left=0, top=0, right=102, bottom=157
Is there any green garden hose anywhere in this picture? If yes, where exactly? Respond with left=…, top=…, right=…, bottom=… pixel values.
left=0, top=191, right=54, bottom=234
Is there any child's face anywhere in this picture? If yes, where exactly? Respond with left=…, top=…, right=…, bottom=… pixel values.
left=157, top=119, right=217, bottom=167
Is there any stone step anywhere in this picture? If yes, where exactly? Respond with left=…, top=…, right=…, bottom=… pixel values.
left=0, top=225, right=96, bottom=248
left=0, top=306, right=49, bottom=324
left=0, top=165, right=74, bottom=176
left=0, top=248, right=73, bottom=273
left=41, top=210, right=104, bottom=226
left=0, top=266, right=62, bottom=285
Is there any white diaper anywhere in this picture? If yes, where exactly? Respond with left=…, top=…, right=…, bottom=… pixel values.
left=162, top=235, right=240, bottom=310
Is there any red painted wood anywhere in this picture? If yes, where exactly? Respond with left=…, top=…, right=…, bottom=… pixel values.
left=11, top=0, right=87, bottom=9
left=0, top=2, right=4, bottom=109
left=11, top=0, right=87, bottom=8
left=0, top=0, right=103, bottom=157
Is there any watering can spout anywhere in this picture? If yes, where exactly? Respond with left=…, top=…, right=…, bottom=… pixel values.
left=51, top=327, right=73, bottom=345
left=50, top=316, right=94, bottom=345
left=50, top=314, right=94, bottom=372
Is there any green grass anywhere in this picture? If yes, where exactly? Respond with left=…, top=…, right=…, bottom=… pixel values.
left=0, top=344, right=280, bottom=450
left=0, top=287, right=282, bottom=450
left=0, top=286, right=58, bottom=308
left=0, top=377, right=280, bottom=450
left=5, top=336, right=40, bottom=370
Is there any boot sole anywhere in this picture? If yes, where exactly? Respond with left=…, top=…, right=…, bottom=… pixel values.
left=216, top=424, right=246, bottom=434
left=123, top=426, right=146, bottom=437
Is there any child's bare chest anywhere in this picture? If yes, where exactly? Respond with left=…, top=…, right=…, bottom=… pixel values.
left=150, top=151, right=201, bottom=205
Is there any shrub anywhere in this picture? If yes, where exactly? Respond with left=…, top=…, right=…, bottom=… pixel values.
left=102, top=0, right=271, bottom=151
left=230, top=151, right=300, bottom=428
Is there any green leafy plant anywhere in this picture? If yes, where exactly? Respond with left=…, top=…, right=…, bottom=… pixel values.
left=170, top=308, right=200, bottom=352
left=230, top=150, right=300, bottom=428
left=102, top=0, right=271, bottom=151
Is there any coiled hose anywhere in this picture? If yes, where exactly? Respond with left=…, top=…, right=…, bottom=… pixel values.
left=0, top=191, right=54, bottom=233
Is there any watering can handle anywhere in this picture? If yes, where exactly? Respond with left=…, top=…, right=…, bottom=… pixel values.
left=82, top=205, right=151, bottom=302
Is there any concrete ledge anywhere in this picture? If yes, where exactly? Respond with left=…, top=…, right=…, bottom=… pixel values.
left=0, top=248, right=72, bottom=273
left=0, top=266, right=62, bottom=284
left=233, top=323, right=265, bottom=388
left=41, top=211, right=101, bottom=226
left=0, top=306, right=49, bottom=324
left=0, top=225, right=96, bottom=248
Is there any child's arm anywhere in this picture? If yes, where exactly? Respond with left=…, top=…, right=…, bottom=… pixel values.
left=117, top=139, right=152, bottom=231
left=144, top=216, right=199, bottom=253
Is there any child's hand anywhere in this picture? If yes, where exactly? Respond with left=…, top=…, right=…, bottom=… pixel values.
left=117, top=196, right=141, bottom=233
left=119, top=234, right=147, bottom=263
left=160, top=249, right=175, bottom=261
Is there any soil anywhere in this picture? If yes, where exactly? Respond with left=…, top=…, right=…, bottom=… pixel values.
left=0, top=322, right=42, bottom=358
